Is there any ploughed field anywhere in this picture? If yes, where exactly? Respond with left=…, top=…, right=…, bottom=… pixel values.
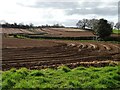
left=2, top=38, right=120, bottom=70
left=1, top=28, right=119, bottom=38
left=1, top=28, right=95, bottom=37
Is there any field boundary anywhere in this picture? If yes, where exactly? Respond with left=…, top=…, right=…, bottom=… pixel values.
left=11, top=33, right=120, bottom=42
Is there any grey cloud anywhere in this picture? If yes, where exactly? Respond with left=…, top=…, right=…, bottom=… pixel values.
left=17, top=2, right=104, bottom=10
left=17, top=2, right=80, bottom=9
left=17, top=1, right=118, bottom=16
left=66, top=7, right=117, bottom=16
left=79, top=2, right=103, bottom=8
left=65, top=2, right=118, bottom=16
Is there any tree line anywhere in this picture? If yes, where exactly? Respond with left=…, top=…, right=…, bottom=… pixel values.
left=76, top=19, right=120, bottom=30
left=0, top=23, right=64, bottom=29
left=0, top=19, right=119, bottom=40
left=76, top=18, right=118, bottom=40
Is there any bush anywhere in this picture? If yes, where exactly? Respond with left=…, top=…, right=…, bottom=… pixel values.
left=93, top=19, right=112, bottom=39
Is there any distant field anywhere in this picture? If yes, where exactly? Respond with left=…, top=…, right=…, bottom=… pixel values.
left=2, top=28, right=120, bottom=37
left=1, top=28, right=95, bottom=37
left=113, top=29, right=120, bottom=34
left=2, top=65, right=120, bottom=89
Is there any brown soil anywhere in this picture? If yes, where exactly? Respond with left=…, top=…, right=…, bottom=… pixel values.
left=41, top=28, right=95, bottom=37
left=2, top=28, right=119, bottom=38
left=2, top=37, right=61, bottom=48
left=2, top=38, right=120, bottom=70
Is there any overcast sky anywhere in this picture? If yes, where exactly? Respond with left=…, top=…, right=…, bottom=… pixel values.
left=0, top=0, right=119, bottom=27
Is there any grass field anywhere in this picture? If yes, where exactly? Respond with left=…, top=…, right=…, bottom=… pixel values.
left=2, top=65, right=120, bottom=89
left=113, top=29, right=120, bottom=34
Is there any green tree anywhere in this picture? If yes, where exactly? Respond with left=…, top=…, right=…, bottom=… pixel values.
left=93, top=19, right=112, bottom=39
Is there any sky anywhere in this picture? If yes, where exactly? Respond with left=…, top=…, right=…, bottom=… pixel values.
left=0, top=0, right=119, bottom=27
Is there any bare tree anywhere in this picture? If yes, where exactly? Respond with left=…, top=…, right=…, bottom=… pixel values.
left=87, top=19, right=99, bottom=29
left=115, top=22, right=120, bottom=30
left=76, top=19, right=89, bottom=29
left=76, top=19, right=98, bottom=30
left=108, top=21, right=114, bottom=28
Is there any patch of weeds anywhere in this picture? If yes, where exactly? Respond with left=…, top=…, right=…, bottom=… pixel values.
left=29, top=70, right=44, bottom=76
left=57, top=65, right=71, bottom=73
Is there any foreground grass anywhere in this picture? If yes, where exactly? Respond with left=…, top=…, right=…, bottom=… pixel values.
left=2, top=65, right=120, bottom=89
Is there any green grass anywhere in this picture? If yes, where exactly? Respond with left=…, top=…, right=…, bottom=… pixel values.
left=2, top=65, right=120, bottom=89
left=113, top=29, right=120, bottom=34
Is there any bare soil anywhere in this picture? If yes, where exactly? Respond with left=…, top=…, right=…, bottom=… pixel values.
left=2, top=38, right=120, bottom=70
left=41, top=28, right=95, bottom=37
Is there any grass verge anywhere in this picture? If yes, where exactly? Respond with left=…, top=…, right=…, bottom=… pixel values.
left=13, top=34, right=120, bottom=44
